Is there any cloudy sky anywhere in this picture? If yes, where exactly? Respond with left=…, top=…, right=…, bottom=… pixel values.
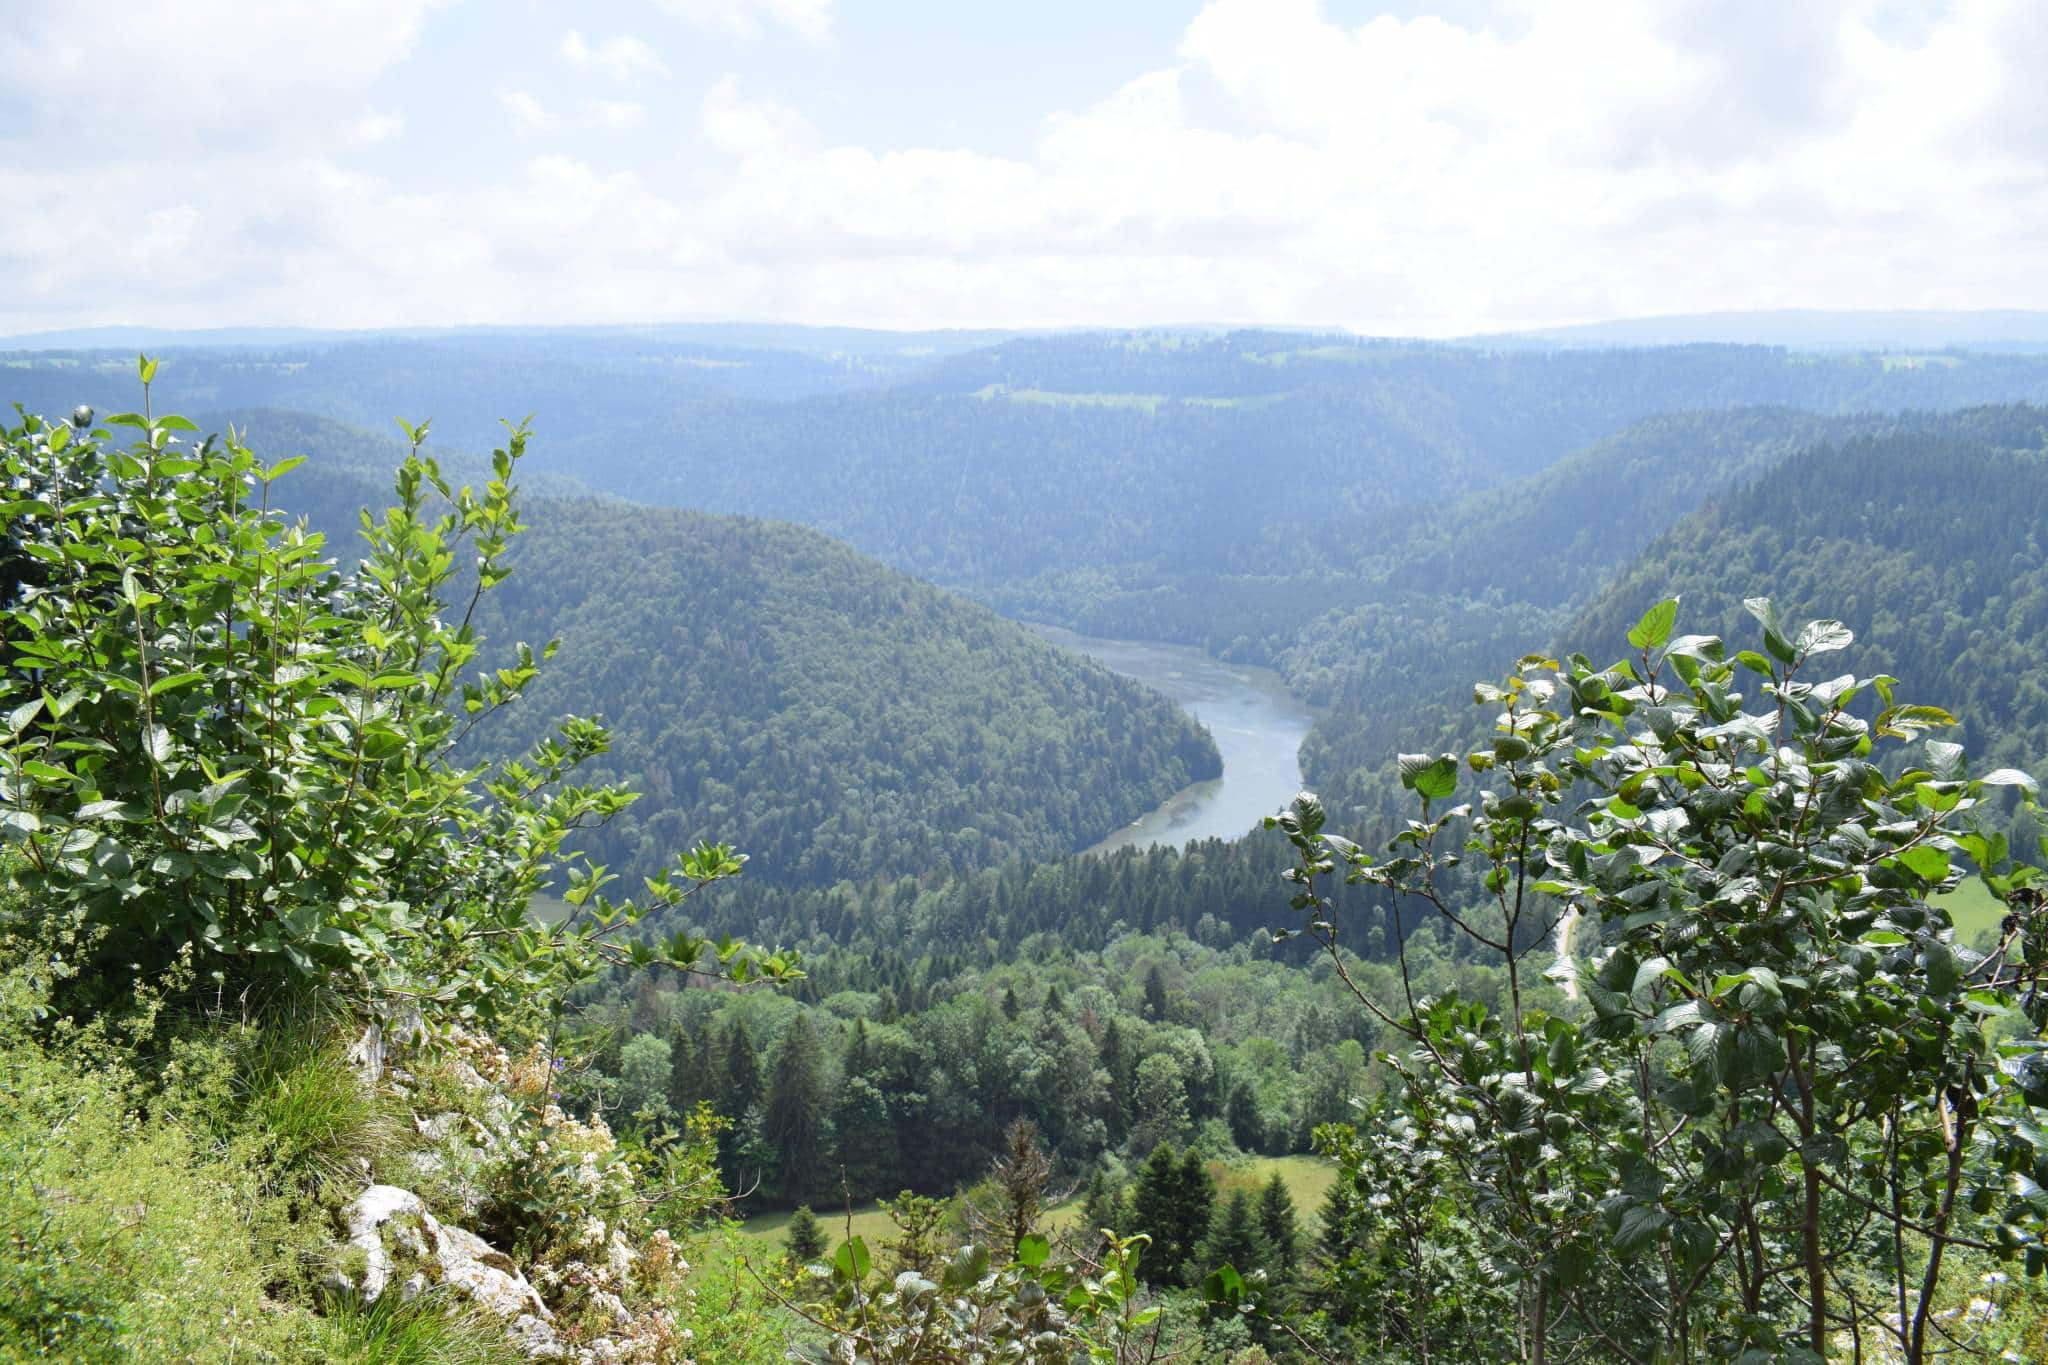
left=4, top=0, right=2044, bottom=336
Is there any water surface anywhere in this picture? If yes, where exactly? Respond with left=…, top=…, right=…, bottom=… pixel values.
left=1033, top=625, right=1318, bottom=855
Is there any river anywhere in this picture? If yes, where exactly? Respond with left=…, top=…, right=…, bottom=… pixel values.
left=1032, top=625, right=1319, bottom=856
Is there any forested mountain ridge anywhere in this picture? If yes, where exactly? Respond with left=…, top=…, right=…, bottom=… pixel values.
left=0, top=393, right=1225, bottom=891
left=14, top=333, right=2048, bottom=627
left=1287, top=407, right=2048, bottom=839
left=464, top=498, right=1221, bottom=886
left=1570, top=417, right=2048, bottom=774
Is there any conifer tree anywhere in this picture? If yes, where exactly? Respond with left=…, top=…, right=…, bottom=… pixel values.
left=1226, top=1080, right=1264, bottom=1153
left=666, top=1025, right=701, bottom=1119
left=1170, top=1148, right=1216, bottom=1286
left=722, top=1019, right=761, bottom=1118
left=881, top=1190, right=952, bottom=1278
left=1097, top=1018, right=1132, bottom=1146
left=1256, top=1172, right=1300, bottom=1281
left=784, top=1205, right=829, bottom=1266
left=1195, top=1189, right=1267, bottom=1283
left=1080, top=1168, right=1119, bottom=1245
left=1141, top=964, right=1169, bottom=1021
left=844, top=1017, right=874, bottom=1080
left=762, top=1015, right=833, bottom=1201
left=1129, top=1143, right=1185, bottom=1283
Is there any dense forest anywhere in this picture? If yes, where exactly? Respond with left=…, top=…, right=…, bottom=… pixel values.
left=127, top=406, right=1225, bottom=888
left=466, top=499, right=1220, bottom=885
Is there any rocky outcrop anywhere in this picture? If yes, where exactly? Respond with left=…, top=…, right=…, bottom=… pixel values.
left=333, top=1183, right=562, bottom=1358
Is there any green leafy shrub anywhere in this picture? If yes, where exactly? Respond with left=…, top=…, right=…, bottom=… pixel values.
left=1, top=371, right=795, bottom=1025
left=1273, top=596, right=2048, bottom=1363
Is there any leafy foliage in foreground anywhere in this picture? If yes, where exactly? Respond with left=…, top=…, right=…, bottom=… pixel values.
left=1273, top=598, right=2048, bottom=1362
left=0, top=377, right=791, bottom=1019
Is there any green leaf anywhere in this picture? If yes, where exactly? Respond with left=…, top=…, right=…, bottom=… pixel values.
left=1979, top=768, right=2040, bottom=799
left=1613, top=1205, right=1670, bottom=1256
left=1744, top=597, right=1797, bottom=664
left=1413, top=757, right=1458, bottom=800
left=1627, top=598, right=1679, bottom=651
left=1794, top=619, right=1853, bottom=656
left=1899, top=846, right=1951, bottom=882
left=1017, top=1234, right=1050, bottom=1268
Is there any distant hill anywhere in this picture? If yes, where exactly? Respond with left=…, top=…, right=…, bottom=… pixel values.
left=1491, top=309, right=2048, bottom=353
left=15, top=332, right=2048, bottom=635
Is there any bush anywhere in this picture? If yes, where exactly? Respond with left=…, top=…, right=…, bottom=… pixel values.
left=1, top=379, right=792, bottom=1026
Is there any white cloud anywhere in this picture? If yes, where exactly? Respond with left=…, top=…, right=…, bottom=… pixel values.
left=8, top=0, right=2048, bottom=334
left=586, top=100, right=649, bottom=131
left=346, top=109, right=407, bottom=147
left=501, top=89, right=559, bottom=133
left=560, top=30, right=670, bottom=82
left=9, top=0, right=448, bottom=156
left=701, top=77, right=814, bottom=157
left=655, top=0, right=832, bottom=44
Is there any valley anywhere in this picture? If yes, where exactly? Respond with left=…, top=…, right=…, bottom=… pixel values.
left=7, top=323, right=2048, bottom=1363
left=1031, top=626, right=1318, bottom=856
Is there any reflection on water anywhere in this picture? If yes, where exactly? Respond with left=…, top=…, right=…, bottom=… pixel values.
left=1032, top=625, right=1318, bottom=855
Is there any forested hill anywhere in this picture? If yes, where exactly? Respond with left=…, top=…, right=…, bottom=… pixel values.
left=1285, top=405, right=2048, bottom=834
left=464, top=498, right=1221, bottom=886
left=13, top=333, right=2048, bottom=627
left=1569, top=411, right=2048, bottom=775
left=208, top=410, right=1221, bottom=889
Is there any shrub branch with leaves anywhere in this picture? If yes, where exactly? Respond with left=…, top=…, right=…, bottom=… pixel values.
left=1269, top=596, right=2046, bottom=1364
left=0, top=365, right=798, bottom=1026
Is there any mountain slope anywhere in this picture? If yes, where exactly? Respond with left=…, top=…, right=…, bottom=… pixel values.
left=193, top=411, right=1223, bottom=888
left=1294, top=405, right=2048, bottom=834
left=464, top=498, right=1221, bottom=886
left=1568, top=412, right=2048, bottom=776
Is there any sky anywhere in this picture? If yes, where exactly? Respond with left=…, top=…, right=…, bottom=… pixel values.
left=3, top=0, right=2045, bottom=337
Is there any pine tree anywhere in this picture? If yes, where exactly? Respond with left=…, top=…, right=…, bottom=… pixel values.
left=1171, top=1148, right=1216, bottom=1287
left=1001, top=985, right=1021, bottom=1019
left=1098, top=1018, right=1132, bottom=1146
left=844, top=1016, right=874, bottom=1080
left=1080, top=1168, right=1119, bottom=1244
left=667, top=1025, right=700, bottom=1119
left=1042, top=983, right=1065, bottom=1018
left=784, top=1205, right=829, bottom=1266
left=1258, top=1173, right=1300, bottom=1282
left=1226, top=1080, right=1264, bottom=1153
left=881, top=1189, right=953, bottom=1278
left=762, top=1015, right=833, bottom=1201
left=1195, top=1189, right=1268, bottom=1283
left=1142, top=964, right=1170, bottom=1021
left=722, top=1020, right=761, bottom=1119
left=1130, top=1143, right=1185, bottom=1283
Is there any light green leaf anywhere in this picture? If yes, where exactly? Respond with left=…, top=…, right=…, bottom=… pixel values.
left=1627, top=598, right=1679, bottom=651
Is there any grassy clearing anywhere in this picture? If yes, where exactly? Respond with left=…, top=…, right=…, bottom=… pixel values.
left=732, top=1155, right=1337, bottom=1254
left=970, top=384, right=1277, bottom=412
left=1938, top=876, right=2007, bottom=945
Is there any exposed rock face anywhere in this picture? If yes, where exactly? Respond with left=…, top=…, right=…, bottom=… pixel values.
left=334, top=1183, right=560, bottom=1356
